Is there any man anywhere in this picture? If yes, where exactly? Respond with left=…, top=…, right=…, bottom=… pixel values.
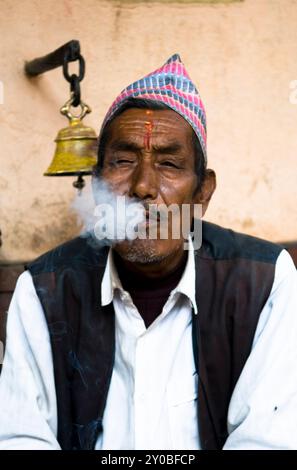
left=0, top=54, right=297, bottom=450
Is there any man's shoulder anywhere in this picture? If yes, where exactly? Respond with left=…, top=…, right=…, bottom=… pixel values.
left=201, top=221, right=283, bottom=264
left=27, top=236, right=109, bottom=275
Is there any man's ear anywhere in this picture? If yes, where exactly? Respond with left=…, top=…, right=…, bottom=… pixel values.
left=194, top=169, right=216, bottom=216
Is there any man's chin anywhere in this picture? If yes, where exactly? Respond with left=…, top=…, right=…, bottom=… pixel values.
left=113, top=238, right=168, bottom=265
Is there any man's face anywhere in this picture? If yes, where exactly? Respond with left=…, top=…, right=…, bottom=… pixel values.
left=101, top=107, right=200, bottom=265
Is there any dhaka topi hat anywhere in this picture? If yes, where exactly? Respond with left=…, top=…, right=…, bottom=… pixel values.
left=100, top=54, right=207, bottom=162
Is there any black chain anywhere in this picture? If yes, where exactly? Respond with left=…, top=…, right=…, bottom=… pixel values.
left=69, top=75, right=81, bottom=107
left=63, top=48, right=85, bottom=107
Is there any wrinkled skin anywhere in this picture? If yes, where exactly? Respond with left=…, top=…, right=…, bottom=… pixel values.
left=101, top=108, right=216, bottom=279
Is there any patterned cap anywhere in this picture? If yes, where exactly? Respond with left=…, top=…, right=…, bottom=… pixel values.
left=100, top=54, right=207, bottom=162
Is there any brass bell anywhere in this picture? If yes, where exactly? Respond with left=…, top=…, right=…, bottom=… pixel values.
left=44, top=97, right=98, bottom=190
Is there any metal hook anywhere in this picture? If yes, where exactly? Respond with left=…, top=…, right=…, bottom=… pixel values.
left=60, top=95, right=92, bottom=122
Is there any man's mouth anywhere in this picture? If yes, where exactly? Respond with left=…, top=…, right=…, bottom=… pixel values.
left=144, top=208, right=162, bottom=228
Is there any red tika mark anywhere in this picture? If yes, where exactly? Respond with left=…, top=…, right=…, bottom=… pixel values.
left=144, top=121, right=154, bottom=150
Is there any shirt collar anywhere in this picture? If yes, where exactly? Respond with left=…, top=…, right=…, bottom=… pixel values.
left=101, top=248, right=123, bottom=306
left=101, top=238, right=197, bottom=314
left=171, top=237, right=198, bottom=314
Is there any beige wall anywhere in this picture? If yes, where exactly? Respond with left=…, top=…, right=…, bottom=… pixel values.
left=0, top=0, right=297, bottom=262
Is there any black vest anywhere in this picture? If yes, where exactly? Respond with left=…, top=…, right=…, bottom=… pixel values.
left=27, top=221, right=282, bottom=450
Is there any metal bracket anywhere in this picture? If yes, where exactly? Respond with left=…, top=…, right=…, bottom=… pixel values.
left=24, top=40, right=85, bottom=106
left=24, top=40, right=80, bottom=76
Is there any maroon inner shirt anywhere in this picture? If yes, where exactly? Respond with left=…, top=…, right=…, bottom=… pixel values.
left=114, top=252, right=188, bottom=328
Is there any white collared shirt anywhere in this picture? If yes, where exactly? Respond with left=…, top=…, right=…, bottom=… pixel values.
left=97, top=243, right=199, bottom=450
left=0, top=246, right=297, bottom=449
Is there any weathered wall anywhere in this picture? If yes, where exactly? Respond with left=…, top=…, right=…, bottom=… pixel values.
left=0, top=0, right=296, bottom=262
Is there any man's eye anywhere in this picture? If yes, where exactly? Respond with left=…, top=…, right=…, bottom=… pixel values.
left=114, top=159, right=134, bottom=166
left=160, top=161, right=179, bottom=169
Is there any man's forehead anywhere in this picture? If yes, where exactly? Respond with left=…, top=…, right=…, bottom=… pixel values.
left=108, top=107, right=193, bottom=139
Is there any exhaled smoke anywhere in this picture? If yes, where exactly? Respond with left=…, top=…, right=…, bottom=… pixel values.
left=71, top=178, right=146, bottom=246
left=71, top=178, right=203, bottom=250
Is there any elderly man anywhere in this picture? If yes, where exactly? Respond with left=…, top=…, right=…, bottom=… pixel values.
left=0, top=54, right=297, bottom=450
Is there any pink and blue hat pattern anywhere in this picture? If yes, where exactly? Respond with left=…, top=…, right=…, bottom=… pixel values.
left=101, top=54, right=207, bottom=161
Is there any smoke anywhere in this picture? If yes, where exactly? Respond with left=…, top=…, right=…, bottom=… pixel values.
left=71, top=178, right=203, bottom=251
left=71, top=178, right=146, bottom=247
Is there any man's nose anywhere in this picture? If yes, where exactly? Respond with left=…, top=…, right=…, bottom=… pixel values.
left=129, top=160, right=158, bottom=201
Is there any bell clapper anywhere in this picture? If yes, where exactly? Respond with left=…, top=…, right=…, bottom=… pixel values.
left=73, top=174, right=85, bottom=195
